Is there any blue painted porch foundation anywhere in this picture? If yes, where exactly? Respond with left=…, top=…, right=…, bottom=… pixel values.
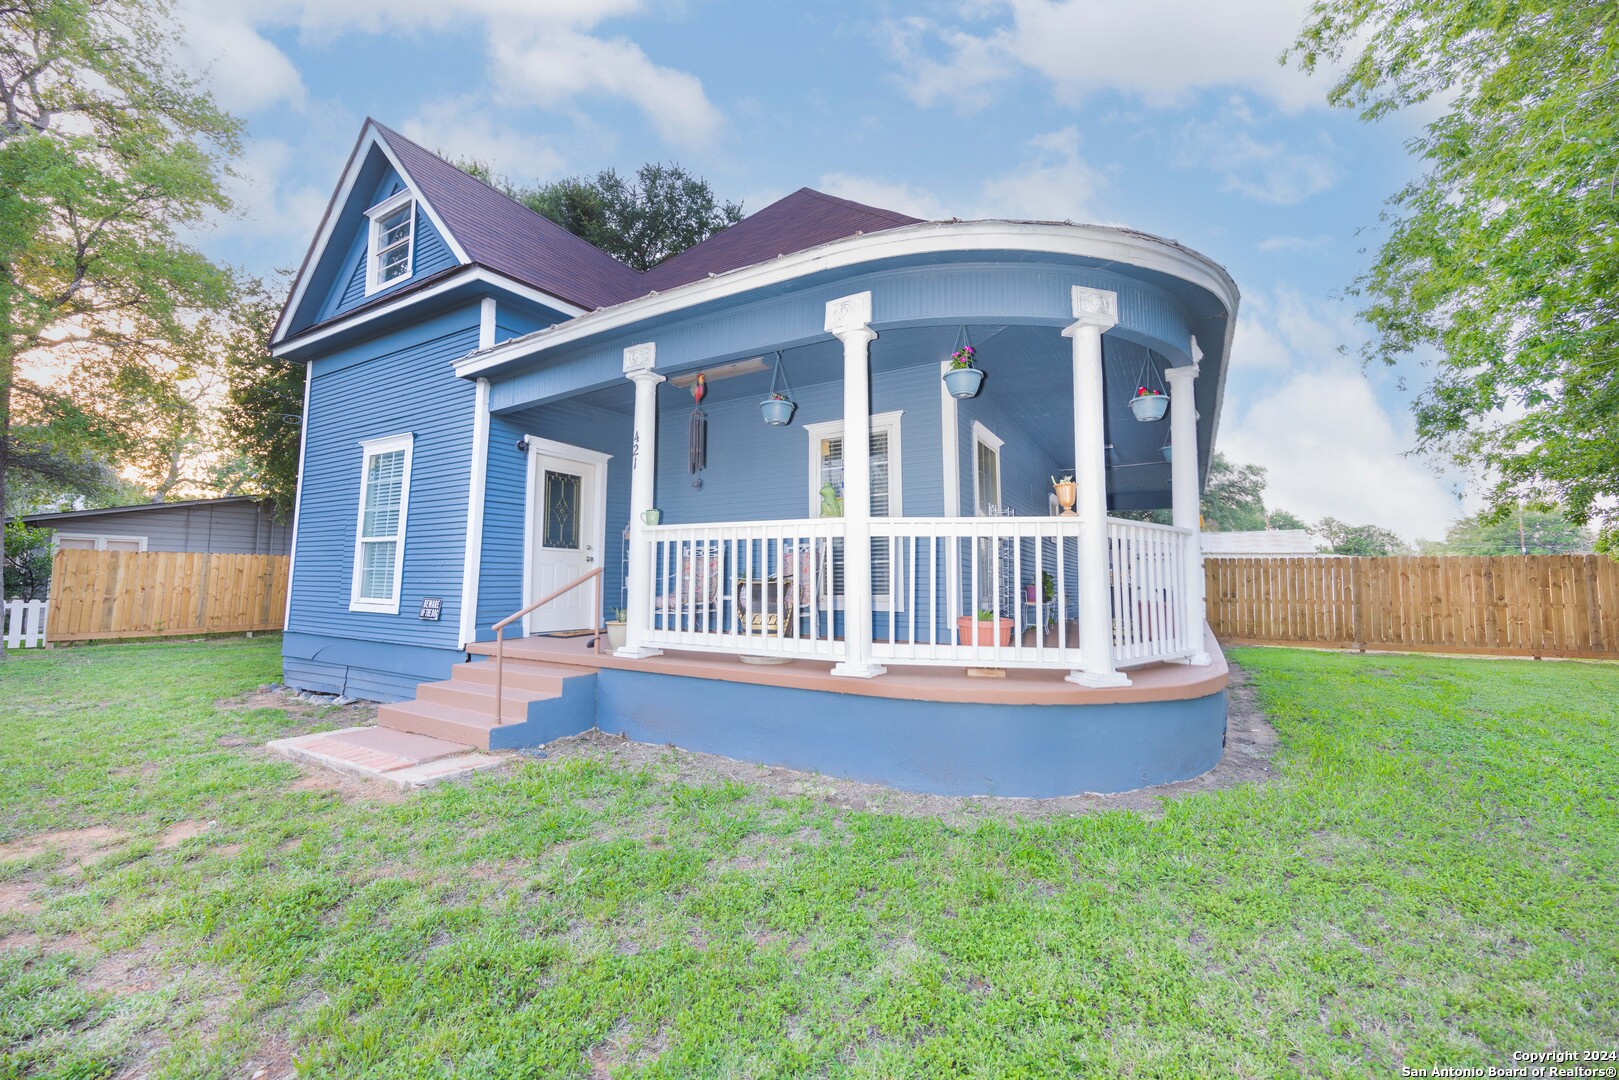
left=591, top=669, right=1227, bottom=798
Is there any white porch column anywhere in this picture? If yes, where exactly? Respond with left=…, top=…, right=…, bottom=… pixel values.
left=1164, top=363, right=1212, bottom=665
left=1063, top=286, right=1129, bottom=687
left=618, top=342, right=664, bottom=659
left=827, top=292, right=885, bottom=679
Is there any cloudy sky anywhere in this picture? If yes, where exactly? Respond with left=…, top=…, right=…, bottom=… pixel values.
left=176, top=0, right=1474, bottom=542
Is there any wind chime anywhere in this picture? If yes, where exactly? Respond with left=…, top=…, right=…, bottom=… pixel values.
left=688, top=371, right=708, bottom=488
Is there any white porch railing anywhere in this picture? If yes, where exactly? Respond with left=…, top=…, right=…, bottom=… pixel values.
left=1104, top=518, right=1197, bottom=665
left=642, top=518, right=846, bottom=661
left=3, top=599, right=48, bottom=649
left=636, top=516, right=1196, bottom=671
left=872, top=516, right=1083, bottom=668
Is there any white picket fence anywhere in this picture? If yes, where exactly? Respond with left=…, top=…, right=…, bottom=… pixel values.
left=3, top=599, right=49, bottom=649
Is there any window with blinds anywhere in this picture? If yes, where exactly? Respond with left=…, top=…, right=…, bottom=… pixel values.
left=350, top=434, right=413, bottom=613
left=810, top=415, right=902, bottom=607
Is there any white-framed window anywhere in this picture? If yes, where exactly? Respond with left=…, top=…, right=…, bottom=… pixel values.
left=971, top=421, right=1004, bottom=517
left=55, top=533, right=147, bottom=552
left=804, top=411, right=904, bottom=608
left=350, top=433, right=414, bottom=614
left=365, top=190, right=416, bottom=295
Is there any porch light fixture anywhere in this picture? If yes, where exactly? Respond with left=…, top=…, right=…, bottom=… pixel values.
left=516, top=438, right=529, bottom=453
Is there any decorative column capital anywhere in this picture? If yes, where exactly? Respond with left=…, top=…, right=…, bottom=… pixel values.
left=1066, top=286, right=1118, bottom=332
left=824, top=291, right=874, bottom=338
left=1163, top=363, right=1198, bottom=389
left=622, top=342, right=657, bottom=376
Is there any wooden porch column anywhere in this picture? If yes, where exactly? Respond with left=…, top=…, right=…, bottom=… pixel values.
left=1064, top=286, right=1129, bottom=687
left=618, top=342, right=664, bottom=659
left=1164, top=362, right=1212, bottom=665
left=827, top=291, right=886, bottom=679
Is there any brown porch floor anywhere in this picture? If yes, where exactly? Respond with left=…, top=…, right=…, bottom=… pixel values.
left=466, top=628, right=1228, bottom=706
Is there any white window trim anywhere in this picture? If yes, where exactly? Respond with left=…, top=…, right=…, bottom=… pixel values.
left=804, top=410, right=904, bottom=610
left=54, top=532, right=147, bottom=552
left=971, top=421, right=1004, bottom=517
left=364, top=190, right=416, bottom=296
left=350, top=433, right=414, bottom=614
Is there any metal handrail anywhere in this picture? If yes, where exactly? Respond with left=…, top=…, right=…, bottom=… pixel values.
left=491, top=566, right=603, bottom=723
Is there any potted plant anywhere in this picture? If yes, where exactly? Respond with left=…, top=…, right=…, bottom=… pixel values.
left=605, top=608, right=628, bottom=651
left=760, top=390, right=796, bottom=426
left=956, top=607, right=1014, bottom=647
left=942, top=344, right=984, bottom=399
left=1129, top=385, right=1169, bottom=422
left=1051, top=474, right=1077, bottom=517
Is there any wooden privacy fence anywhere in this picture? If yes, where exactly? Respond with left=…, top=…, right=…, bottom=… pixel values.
left=46, top=550, right=289, bottom=642
left=1206, top=555, right=1619, bottom=659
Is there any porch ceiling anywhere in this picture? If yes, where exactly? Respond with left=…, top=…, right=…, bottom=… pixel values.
left=562, top=322, right=1185, bottom=509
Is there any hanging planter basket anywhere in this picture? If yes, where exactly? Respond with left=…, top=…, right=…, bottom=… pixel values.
left=759, top=351, right=797, bottom=426
left=1127, top=351, right=1170, bottom=422
left=1130, top=390, right=1169, bottom=422
left=1161, top=444, right=1174, bottom=463
left=944, top=366, right=984, bottom=399
left=943, top=330, right=984, bottom=399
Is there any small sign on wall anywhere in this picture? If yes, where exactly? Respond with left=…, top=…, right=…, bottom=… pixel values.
left=419, top=597, right=443, bottom=621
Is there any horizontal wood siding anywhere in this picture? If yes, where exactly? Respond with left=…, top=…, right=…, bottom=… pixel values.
left=46, top=550, right=287, bottom=640
left=1205, top=555, right=1619, bottom=659
left=320, top=168, right=460, bottom=322
left=287, top=307, right=480, bottom=653
left=473, top=401, right=634, bottom=638
left=38, top=501, right=289, bottom=556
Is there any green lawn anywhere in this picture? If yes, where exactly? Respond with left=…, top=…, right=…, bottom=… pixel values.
left=1, top=637, right=1615, bottom=1077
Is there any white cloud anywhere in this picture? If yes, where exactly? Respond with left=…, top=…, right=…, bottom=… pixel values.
left=488, top=30, right=723, bottom=149
left=976, top=126, right=1105, bottom=221
left=173, top=0, right=719, bottom=148
left=1176, top=99, right=1339, bottom=204
left=815, top=174, right=949, bottom=220
left=1220, top=285, right=1471, bottom=540
left=400, top=102, right=567, bottom=182
left=208, top=138, right=331, bottom=246
left=1257, top=234, right=1332, bottom=252
left=174, top=1, right=305, bottom=113
left=818, top=126, right=1106, bottom=224
left=885, top=0, right=1327, bottom=115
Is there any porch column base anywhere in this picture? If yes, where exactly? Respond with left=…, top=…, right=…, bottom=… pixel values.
left=1168, top=651, right=1213, bottom=667
left=614, top=646, right=663, bottom=660
left=1066, top=669, right=1131, bottom=688
left=831, top=661, right=888, bottom=680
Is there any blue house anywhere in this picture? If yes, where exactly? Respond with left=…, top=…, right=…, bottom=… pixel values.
left=272, top=119, right=1241, bottom=797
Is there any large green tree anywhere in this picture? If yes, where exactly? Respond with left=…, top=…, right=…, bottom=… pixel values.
left=217, top=276, right=304, bottom=513
left=1, top=0, right=238, bottom=650
left=1314, top=517, right=1409, bottom=557
left=1289, top=0, right=1619, bottom=552
left=1422, top=508, right=1593, bottom=555
left=468, top=160, right=744, bottom=271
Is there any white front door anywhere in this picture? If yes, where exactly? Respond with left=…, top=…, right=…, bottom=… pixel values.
left=524, top=439, right=609, bottom=634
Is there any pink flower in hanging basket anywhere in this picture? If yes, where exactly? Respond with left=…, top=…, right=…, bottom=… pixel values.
left=1136, top=385, right=1165, bottom=398
left=949, top=345, right=976, bottom=369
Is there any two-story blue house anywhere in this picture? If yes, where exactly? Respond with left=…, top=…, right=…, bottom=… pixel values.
left=272, top=119, right=1241, bottom=797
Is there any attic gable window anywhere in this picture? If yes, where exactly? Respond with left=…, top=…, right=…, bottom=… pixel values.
left=365, top=190, right=415, bottom=294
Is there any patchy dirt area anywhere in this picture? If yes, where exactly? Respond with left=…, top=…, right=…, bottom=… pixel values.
left=219, top=684, right=378, bottom=728
left=536, top=661, right=1279, bottom=823
left=0, top=825, right=126, bottom=868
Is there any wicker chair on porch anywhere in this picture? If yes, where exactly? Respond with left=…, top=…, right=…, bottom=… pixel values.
left=735, top=541, right=825, bottom=639
left=653, top=543, right=722, bottom=632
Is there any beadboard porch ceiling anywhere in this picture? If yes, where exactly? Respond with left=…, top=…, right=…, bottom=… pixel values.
left=556, top=322, right=1185, bottom=504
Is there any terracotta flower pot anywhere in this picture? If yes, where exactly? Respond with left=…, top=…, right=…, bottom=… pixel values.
left=956, top=616, right=1014, bottom=647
